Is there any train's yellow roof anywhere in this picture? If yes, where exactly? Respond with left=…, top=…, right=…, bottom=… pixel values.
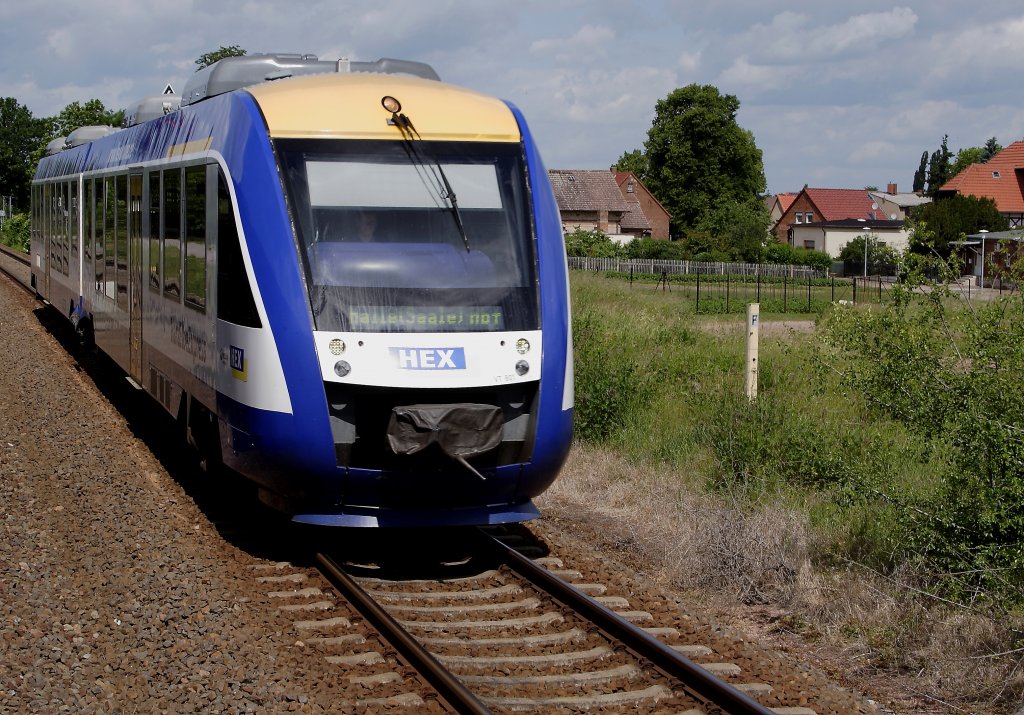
left=247, top=73, right=521, bottom=142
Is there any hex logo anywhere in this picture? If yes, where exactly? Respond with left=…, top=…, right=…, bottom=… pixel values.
left=390, top=347, right=466, bottom=370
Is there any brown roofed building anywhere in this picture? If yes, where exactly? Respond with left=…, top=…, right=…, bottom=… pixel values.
left=613, top=172, right=671, bottom=240
left=938, top=140, right=1024, bottom=227
left=548, top=170, right=630, bottom=238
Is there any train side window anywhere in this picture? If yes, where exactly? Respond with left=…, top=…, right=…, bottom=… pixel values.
left=104, top=177, right=115, bottom=299
left=94, top=179, right=104, bottom=292
left=163, top=168, right=182, bottom=301
left=115, top=174, right=128, bottom=310
left=59, top=182, right=68, bottom=276
left=83, top=179, right=92, bottom=266
left=216, top=172, right=261, bottom=328
left=184, top=165, right=206, bottom=311
left=69, top=180, right=79, bottom=277
left=44, top=184, right=53, bottom=272
left=148, top=171, right=160, bottom=292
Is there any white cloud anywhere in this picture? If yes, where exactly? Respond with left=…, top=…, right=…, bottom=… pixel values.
left=738, top=7, right=918, bottom=64
left=529, top=24, right=616, bottom=61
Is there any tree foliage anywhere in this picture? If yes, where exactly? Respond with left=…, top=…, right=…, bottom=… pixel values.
left=0, top=212, right=30, bottom=251
left=925, top=134, right=953, bottom=197
left=50, top=99, right=124, bottom=138
left=195, top=45, right=247, bottom=70
left=642, top=85, right=766, bottom=231
left=563, top=228, right=626, bottom=258
left=0, top=98, right=49, bottom=209
left=912, top=151, right=928, bottom=194
left=612, top=149, right=647, bottom=181
left=693, top=197, right=771, bottom=262
left=822, top=256, right=1024, bottom=601
left=909, top=194, right=1009, bottom=257
left=838, top=234, right=900, bottom=275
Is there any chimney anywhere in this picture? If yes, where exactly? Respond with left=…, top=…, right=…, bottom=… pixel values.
left=887, top=182, right=897, bottom=194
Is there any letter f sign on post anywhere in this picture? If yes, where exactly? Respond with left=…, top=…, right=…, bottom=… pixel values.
left=745, top=304, right=759, bottom=402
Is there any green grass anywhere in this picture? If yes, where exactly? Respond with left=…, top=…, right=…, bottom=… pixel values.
left=569, top=270, right=945, bottom=568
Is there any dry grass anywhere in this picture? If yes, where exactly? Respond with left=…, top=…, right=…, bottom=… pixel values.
left=539, top=442, right=1024, bottom=714
left=539, top=441, right=813, bottom=604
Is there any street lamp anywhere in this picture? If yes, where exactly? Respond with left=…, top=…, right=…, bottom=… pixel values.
left=862, top=226, right=871, bottom=278
left=979, top=229, right=989, bottom=287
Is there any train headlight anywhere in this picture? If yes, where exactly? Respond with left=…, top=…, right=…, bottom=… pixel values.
left=515, top=338, right=530, bottom=354
left=329, top=339, right=345, bottom=355
left=515, top=360, right=529, bottom=376
left=381, top=95, right=402, bottom=113
left=334, top=360, right=351, bottom=377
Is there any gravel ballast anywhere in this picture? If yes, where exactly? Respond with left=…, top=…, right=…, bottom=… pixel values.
left=0, top=273, right=432, bottom=713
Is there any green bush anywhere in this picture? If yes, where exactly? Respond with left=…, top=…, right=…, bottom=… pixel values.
left=624, top=238, right=689, bottom=261
left=564, top=228, right=626, bottom=258
left=822, top=257, right=1024, bottom=600
left=0, top=213, right=30, bottom=251
left=571, top=311, right=652, bottom=441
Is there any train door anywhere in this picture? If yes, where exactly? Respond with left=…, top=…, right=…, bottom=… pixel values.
left=128, top=172, right=144, bottom=383
left=43, top=182, right=51, bottom=299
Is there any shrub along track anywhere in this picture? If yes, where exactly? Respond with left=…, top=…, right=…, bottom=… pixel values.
left=0, top=257, right=878, bottom=713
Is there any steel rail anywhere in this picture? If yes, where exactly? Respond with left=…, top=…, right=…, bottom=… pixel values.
left=316, top=552, right=492, bottom=715
left=0, top=245, right=34, bottom=296
left=479, top=529, right=777, bottom=715
left=0, top=243, right=30, bottom=266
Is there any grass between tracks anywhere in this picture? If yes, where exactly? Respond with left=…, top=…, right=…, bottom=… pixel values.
left=539, top=270, right=1024, bottom=713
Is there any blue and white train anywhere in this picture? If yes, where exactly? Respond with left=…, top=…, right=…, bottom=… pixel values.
left=31, top=54, right=573, bottom=526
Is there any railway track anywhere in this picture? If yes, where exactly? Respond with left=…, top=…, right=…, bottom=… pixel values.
left=290, top=526, right=804, bottom=714
left=0, top=244, right=32, bottom=295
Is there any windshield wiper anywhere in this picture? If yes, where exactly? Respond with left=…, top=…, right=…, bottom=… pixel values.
left=390, top=111, right=471, bottom=252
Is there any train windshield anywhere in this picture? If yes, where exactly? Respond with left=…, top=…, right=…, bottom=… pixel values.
left=277, top=139, right=539, bottom=333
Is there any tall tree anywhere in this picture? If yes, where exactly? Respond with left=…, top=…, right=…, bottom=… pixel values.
left=0, top=97, right=48, bottom=209
left=982, top=136, right=1002, bottom=162
left=925, top=134, right=953, bottom=197
left=949, top=146, right=985, bottom=179
left=195, top=45, right=247, bottom=70
left=612, top=148, right=647, bottom=181
left=909, top=194, right=1008, bottom=257
left=693, top=197, right=771, bottom=262
left=50, top=99, right=124, bottom=138
left=912, top=150, right=928, bottom=193
left=642, top=85, right=765, bottom=230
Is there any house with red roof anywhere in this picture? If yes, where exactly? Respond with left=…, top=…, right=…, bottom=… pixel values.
left=938, top=140, right=1024, bottom=227
left=765, top=192, right=799, bottom=228
left=613, top=172, right=671, bottom=240
left=775, top=185, right=911, bottom=260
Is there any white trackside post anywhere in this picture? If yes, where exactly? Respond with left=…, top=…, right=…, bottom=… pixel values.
left=745, top=303, right=760, bottom=402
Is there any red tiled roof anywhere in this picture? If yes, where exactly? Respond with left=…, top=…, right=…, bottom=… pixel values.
left=940, top=140, right=1024, bottom=214
left=803, top=188, right=883, bottom=221
left=777, top=192, right=798, bottom=213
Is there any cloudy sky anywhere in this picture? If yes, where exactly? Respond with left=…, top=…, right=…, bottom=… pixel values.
left=2, top=1, right=1022, bottom=195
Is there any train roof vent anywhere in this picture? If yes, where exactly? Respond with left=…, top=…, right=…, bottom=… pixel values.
left=180, top=53, right=440, bottom=106
left=124, top=95, right=182, bottom=127
left=65, top=125, right=119, bottom=149
left=45, top=137, right=67, bottom=156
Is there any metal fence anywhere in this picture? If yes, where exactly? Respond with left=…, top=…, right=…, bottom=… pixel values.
left=568, top=256, right=827, bottom=280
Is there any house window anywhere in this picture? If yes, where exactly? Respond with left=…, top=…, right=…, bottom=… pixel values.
left=805, top=211, right=813, bottom=223
left=992, top=171, right=1001, bottom=179
left=626, top=182, right=634, bottom=193
left=803, top=240, right=816, bottom=249
left=794, top=213, right=802, bottom=224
